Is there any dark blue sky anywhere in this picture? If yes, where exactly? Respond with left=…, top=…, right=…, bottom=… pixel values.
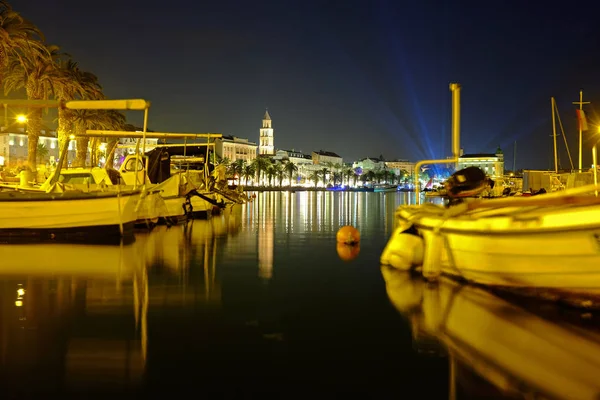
left=12, top=0, right=600, bottom=169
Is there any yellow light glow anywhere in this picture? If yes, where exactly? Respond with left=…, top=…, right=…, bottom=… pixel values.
left=17, top=288, right=25, bottom=297
left=69, top=134, right=75, bottom=140
left=99, top=143, right=107, bottom=151
left=15, top=300, right=23, bottom=307
left=16, top=114, right=27, bottom=123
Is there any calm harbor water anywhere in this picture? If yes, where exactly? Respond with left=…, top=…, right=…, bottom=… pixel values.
left=1, top=191, right=598, bottom=398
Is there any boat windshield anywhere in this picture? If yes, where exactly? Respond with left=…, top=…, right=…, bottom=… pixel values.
left=58, top=173, right=96, bottom=184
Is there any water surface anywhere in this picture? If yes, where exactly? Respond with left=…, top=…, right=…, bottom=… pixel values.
left=0, top=191, right=595, bottom=398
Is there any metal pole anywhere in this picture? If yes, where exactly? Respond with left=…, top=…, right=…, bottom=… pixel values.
left=579, top=91, right=582, bottom=171
left=573, top=90, right=590, bottom=171
left=141, top=108, right=149, bottom=186
left=593, top=144, right=598, bottom=197
left=551, top=97, right=558, bottom=173
left=415, top=83, right=461, bottom=205
left=450, top=83, right=461, bottom=163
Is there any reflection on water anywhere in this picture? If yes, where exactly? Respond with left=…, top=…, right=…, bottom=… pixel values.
left=381, top=266, right=600, bottom=400
left=0, top=192, right=479, bottom=396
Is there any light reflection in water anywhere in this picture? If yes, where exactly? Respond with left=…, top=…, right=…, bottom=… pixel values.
left=381, top=266, right=600, bottom=400
left=0, top=206, right=243, bottom=395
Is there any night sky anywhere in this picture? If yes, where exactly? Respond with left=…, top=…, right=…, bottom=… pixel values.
left=12, top=0, right=600, bottom=169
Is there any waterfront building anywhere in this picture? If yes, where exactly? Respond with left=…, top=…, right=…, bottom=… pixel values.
left=457, top=147, right=504, bottom=179
left=274, top=149, right=312, bottom=165
left=385, top=159, right=416, bottom=178
left=0, top=125, right=76, bottom=169
left=258, top=109, right=274, bottom=156
left=215, top=135, right=257, bottom=163
left=114, top=136, right=159, bottom=161
left=312, top=150, right=343, bottom=166
left=352, top=156, right=386, bottom=172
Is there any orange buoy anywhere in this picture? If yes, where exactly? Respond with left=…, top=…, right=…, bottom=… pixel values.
left=336, top=225, right=360, bottom=245
left=337, top=243, right=360, bottom=261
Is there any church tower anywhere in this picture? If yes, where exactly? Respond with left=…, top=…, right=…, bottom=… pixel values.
left=259, top=109, right=274, bottom=155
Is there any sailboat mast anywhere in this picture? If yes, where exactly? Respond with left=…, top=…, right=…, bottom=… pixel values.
left=551, top=97, right=558, bottom=173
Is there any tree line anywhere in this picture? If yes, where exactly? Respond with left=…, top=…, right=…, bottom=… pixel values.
left=218, top=156, right=413, bottom=187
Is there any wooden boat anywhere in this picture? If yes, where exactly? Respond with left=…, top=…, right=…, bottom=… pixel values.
left=381, top=267, right=600, bottom=400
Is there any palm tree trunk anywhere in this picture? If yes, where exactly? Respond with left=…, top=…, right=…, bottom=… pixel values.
left=26, top=108, right=42, bottom=174
left=74, top=122, right=89, bottom=168
left=57, top=108, right=73, bottom=157
left=106, top=139, right=118, bottom=168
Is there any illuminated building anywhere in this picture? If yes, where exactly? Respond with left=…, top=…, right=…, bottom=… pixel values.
left=215, top=135, right=257, bottom=163
left=312, top=150, right=343, bottom=165
left=0, top=126, right=75, bottom=168
left=258, top=109, right=274, bottom=156
left=457, top=147, right=504, bottom=179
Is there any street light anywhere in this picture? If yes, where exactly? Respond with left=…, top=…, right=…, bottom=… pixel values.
left=16, top=114, right=27, bottom=123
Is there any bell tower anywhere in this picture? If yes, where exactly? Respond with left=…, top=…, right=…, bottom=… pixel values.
left=259, top=109, right=274, bottom=155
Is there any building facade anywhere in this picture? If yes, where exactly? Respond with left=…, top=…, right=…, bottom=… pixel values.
left=384, top=159, right=416, bottom=178
left=312, top=150, right=343, bottom=166
left=215, top=135, right=257, bottom=163
left=457, top=147, right=504, bottom=178
left=258, top=109, right=274, bottom=156
left=274, top=149, right=313, bottom=166
left=352, top=157, right=385, bottom=172
left=0, top=127, right=75, bottom=169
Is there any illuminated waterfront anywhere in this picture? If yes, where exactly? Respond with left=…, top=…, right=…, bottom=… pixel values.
left=0, top=191, right=597, bottom=398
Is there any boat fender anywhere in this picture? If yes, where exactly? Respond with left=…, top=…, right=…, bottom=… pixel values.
left=422, top=234, right=443, bottom=281
left=380, top=226, right=424, bottom=270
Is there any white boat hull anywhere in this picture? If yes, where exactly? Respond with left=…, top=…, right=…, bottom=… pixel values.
left=0, top=190, right=140, bottom=242
left=381, top=193, right=600, bottom=306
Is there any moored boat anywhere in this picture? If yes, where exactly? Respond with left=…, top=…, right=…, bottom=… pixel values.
left=380, top=83, right=600, bottom=308
left=0, top=188, right=141, bottom=243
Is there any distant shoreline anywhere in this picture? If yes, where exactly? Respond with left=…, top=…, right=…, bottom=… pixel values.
left=240, top=186, right=416, bottom=193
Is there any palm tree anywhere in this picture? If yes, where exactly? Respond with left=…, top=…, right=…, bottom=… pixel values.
left=308, top=171, right=320, bottom=187
left=251, top=156, right=271, bottom=186
left=283, top=161, right=298, bottom=186
left=229, top=159, right=245, bottom=184
left=70, top=109, right=125, bottom=167
left=273, top=162, right=284, bottom=187
left=3, top=44, right=60, bottom=172
left=320, top=167, right=330, bottom=186
left=36, top=142, right=48, bottom=163
left=242, top=164, right=256, bottom=186
left=265, top=163, right=276, bottom=187
left=54, top=60, right=103, bottom=153
left=0, top=1, right=48, bottom=85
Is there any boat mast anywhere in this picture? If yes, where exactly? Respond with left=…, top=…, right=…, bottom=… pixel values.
left=572, top=89, right=590, bottom=171
left=551, top=97, right=558, bottom=173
